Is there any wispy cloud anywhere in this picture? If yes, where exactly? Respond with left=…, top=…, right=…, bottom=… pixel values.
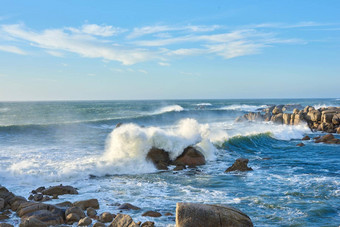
left=0, top=45, right=26, bottom=55
left=0, top=21, right=330, bottom=65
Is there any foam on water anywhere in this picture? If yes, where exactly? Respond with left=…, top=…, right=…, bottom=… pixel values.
left=153, top=105, right=184, bottom=114
left=194, top=103, right=212, bottom=106
left=220, top=104, right=269, bottom=112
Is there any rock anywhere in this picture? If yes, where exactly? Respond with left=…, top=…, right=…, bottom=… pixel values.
left=118, top=203, right=140, bottom=210
left=52, top=194, right=59, bottom=200
left=321, top=112, right=335, bottom=124
left=108, top=213, right=139, bottom=227
left=307, top=110, right=321, bottom=122
left=176, top=202, right=253, bottom=227
left=73, top=199, right=99, bottom=210
left=17, top=202, right=64, bottom=225
left=332, top=113, right=340, bottom=125
left=337, top=127, right=340, bottom=134
left=42, top=185, right=78, bottom=196
left=0, top=214, right=9, bottom=220
left=225, top=158, right=253, bottom=172
left=86, top=207, right=97, bottom=218
left=141, top=221, right=155, bottom=227
left=317, top=123, right=335, bottom=133
left=55, top=201, right=73, bottom=208
left=174, top=165, right=186, bottom=171
left=302, top=135, right=310, bottom=140
left=283, top=104, right=303, bottom=111
left=0, top=186, right=15, bottom=209
left=271, top=113, right=283, bottom=124
left=282, top=113, right=291, bottom=125
left=35, top=187, right=46, bottom=193
left=65, top=206, right=85, bottom=219
left=272, top=106, right=282, bottom=115
left=20, top=217, right=48, bottom=227
left=116, top=122, right=123, bottom=128
left=33, top=194, right=43, bottom=202
left=174, top=146, right=205, bottom=167
left=146, top=147, right=171, bottom=170
left=235, top=115, right=247, bottom=122
left=0, top=223, right=14, bottom=227
left=244, top=112, right=263, bottom=121
left=315, top=134, right=340, bottom=144
left=78, top=217, right=92, bottom=226
left=93, top=222, right=106, bottom=227
left=164, top=212, right=173, bottom=216
left=28, top=195, right=34, bottom=201
left=293, top=113, right=304, bottom=125
left=99, top=212, right=115, bottom=223
left=296, top=143, right=305, bottom=147
left=293, top=108, right=299, bottom=114
left=142, top=211, right=162, bottom=217
left=66, top=213, right=80, bottom=224
left=0, top=198, right=4, bottom=210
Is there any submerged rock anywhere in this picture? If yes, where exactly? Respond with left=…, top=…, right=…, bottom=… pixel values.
left=142, top=210, right=162, bottom=217
left=118, top=203, right=141, bottom=210
left=176, top=202, right=253, bottom=227
left=315, top=134, right=340, bottom=144
left=296, top=143, right=305, bottom=147
left=42, top=185, right=78, bottom=196
left=225, top=158, right=253, bottom=172
left=302, top=135, right=310, bottom=140
left=174, top=146, right=206, bottom=167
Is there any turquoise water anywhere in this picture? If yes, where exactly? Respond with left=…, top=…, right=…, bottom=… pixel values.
left=0, top=99, right=339, bottom=226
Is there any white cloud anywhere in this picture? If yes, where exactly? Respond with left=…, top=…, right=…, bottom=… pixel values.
left=46, top=50, right=64, bottom=57
left=138, top=69, right=148, bottom=74
left=67, top=24, right=126, bottom=37
left=0, top=45, right=26, bottom=55
left=1, top=24, right=154, bottom=65
left=158, top=62, right=170, bottom=66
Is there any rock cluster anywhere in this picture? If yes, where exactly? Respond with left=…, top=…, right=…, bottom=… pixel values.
left=146, top=146, right=206, bottom=170
left=236, top=105, right=340, bottom=134
left=225, top=158, right=253, bottom=172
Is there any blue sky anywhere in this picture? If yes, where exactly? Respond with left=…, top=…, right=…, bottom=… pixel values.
left=0, top=0, right=339, bottom=101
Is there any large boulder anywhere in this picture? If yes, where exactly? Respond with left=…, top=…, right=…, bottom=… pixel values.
left=73, top=199, right=99, bottom=210
left=321, top=112, right=334, bottom=124
left=332, top=113, right=340, bottom=125
left=108, top=214, right=139, bottom=227
left=272, top=106, right=282, bottom=115
left=316, top=123, right=335, bottom=133
left=174, top=146, right=205, bottom=167
left=176, top=203, right=253, bottom=227
left=99, top=212, right=115, bottom=223
left=271, top=113, right=283, bottom=124
left=142, top=211, right=162, bottom=217
left=225, top=158, right=253, bottom=172
left=293, top=113, right=304, bottom=125
left=42, top=185, right=78, bottom=196
left=307, top=110, right=321, bottom=122
left=146, top=147, right=171, bottom=170
left=282, top=113, right=291, bottom=125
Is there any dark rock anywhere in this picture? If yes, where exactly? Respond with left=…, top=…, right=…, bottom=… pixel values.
left=174, top=146, right=205, bottom=167
left=0, top=223, right=14, bottom=227
left=65, top=206, right=85, bottom=219
left=52, top=194, right=59, bottom=200
left=142, top=211, right=162, bottom=217
left=302, top=135, right=310, bottom=140
left=108, top=213, right=139, bottom=227
left=78, top=217, right=92, bottom=226
left=315, top=134, right=340, bottom=144
left=176, top=202, right=253, bottom=227
left=42, top=185, right=78, bottom=196
left=116, top=122, right=123, bottom=128
left=73, top=199, right=99, bottom=210
left=146, top=147, right=171, bottom=170
left=20, top=217, right=48, bottom=227
left=332, top=113, right=340, bottom=125
left=86, top=207, right=97, bottom=218
left=296, top=143, right=305, bottom=147
left=28, top=195, right=34, bottom=201
left=93, top=222, right=106, bottom=227
left=164, top=212, right=173, bottom=216
left=33, top=194, right=43, bottom=202
left=141, top=221, right=155, bottom=227
left=174, top=165, right=186, bottom=171
left=118, top=203, right=140, bottom=210
left=35, top=187, right=46, bottom=193
left=55, top=201, right=73, bottom=208
left=99, top=212, right=115, bottom=223
left=0, top=198, right=4, bottom=210
left=66, top=213, right=80, bottom=224
left=225, top=158, right=253, bottom=172
left=0, top=214, right=9, bottom=220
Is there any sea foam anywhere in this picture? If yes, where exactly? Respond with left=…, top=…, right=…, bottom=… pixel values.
left=153, top=105, right=184, bottom=115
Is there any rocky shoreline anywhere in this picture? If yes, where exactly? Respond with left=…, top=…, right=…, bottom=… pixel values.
left=235, top=104, right=340, bottom=137
left=0, top=185, right=253, bottom=227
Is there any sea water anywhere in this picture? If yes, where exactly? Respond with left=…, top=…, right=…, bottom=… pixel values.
left=0, top=99, right=339, bottom=226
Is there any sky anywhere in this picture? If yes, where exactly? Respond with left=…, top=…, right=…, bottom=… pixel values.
left=0, top=0, right=339, bottom=101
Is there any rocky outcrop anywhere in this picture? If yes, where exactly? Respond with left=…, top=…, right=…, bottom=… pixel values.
left=41, top=185, right=78, bottom=196
left=235, top=105, right=340, bottom=135
left=146, top=147, right=171, bottom=170
left=225, top=158, right=253, bottom=172
left=176, top=202, right=253, bottom=227
left=73, top=199, right=99, bottom=210
left=174, top=146, right=205, bottom=167
left=315, top=134, right=340, bottom=144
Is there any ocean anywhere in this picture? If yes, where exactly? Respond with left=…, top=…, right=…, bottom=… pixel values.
left=0, top=99, right=339, bottom=226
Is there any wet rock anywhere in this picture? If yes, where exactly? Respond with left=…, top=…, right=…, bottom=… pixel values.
left=164, top=212, right=173, bottom=216
left=142, top=211, right=162, bottom=217
left=86, top=207, right=97, bottom=218
left=337, top=127, right=340, bottom=134
left=17, top=202, right=64, bottom=225
left=0, top=186, right=15, bottom=209
left=317, top=122, right=335, bottom=133
left=332, top=113, right=340, bottom=125
left=315, top=134, right=340, bottom=144
left=146, top=147, right=171, bottom=170
left=176, top=202, right=253, bottom=227
left=293, top=108, right=299, bottom=114
left=42, top=185, right=78, bottom=196
left=78, top=217, right=92, bottom=226
left=302, top=135, right=310, bottom=140
left=174, top=165, right=186, bottom=171
left=174, top=146, right=205, bottom=167
left=20, top=217, right=48, bottom=227
left=55, top=201, right=73, bottom=208
left=0, top=223, right=14, bottom=227
left=118, top=203, right=141, bottom=210
left=272, top=106, right=282, bottom=115
left=33, top=194, right=43, bottom=202
left=108, top=213, right=139, bottom=227
left=28, top=195, right=34, bottom=201
left=73, top=199, right=99, bottom=210
left=116, top=122, right=123, bottom=128
left=99, top=212, right=115, bottom=223
left=282, top=113, right=291, bottom=125
left=141, top=221, right=155, bottom=227
left=52, top=194, right=59, bottom=200
left=225, top=158, right=253, bottom=172
left=0, top=214, right=9, bottom=220
left=66, top=213, right=80, bottom=224
left=0, top=198, right=4, bottom=210
left=296, top=143, right=305, bottom=147
left=65, top=206, right=85, bottom=219
left=93, top=222, right=106, bottom=227
left=307, top=110, right=321, bottom=122
left=271, top=113, right=283, bottom=124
